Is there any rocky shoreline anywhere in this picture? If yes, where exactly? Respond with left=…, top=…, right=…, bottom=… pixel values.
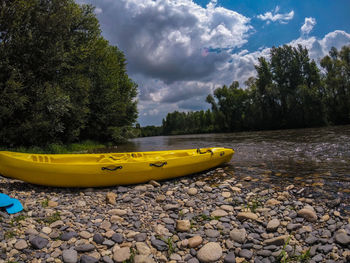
left=1, top=167, right=350, bottom=263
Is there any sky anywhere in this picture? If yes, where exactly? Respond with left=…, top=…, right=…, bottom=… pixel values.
left=81, top=0, right=350, bottom=126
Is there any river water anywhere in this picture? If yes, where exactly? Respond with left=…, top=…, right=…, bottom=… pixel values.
left=98, top=125, right=350, bottom=209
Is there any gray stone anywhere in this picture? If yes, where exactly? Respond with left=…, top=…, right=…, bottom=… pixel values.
left=257, top=250, right=272, bottom=257
left=75, top=243, right=95, bottom=252
left=239, top=249, right=253, bottom=259
left=188, top=258, right=200, bottom=263
left=135, top=233, right=147, bottom=242
left=151, top=239, right=168, bottom=251
left=61, top=232, right=77, bottom=241
left=62, top=249, right=78, bottom=263
left=305, top=235, right=318, bottom=244
left=312, top=254, right=323, bottom=262
left=205, top=229, right=220, bottom=238
left=102, top=240, right=115, bottom=247
left=102, top=256, right=114, bottom=263
left=112, top=233, right=124, bottom=243
left=223, top=252, right=236, bottom=263
left=93, top=233, right=104, bottom=244
left=335, top=231, right=350, bottom=245
left=30, top=236, right=49, bottom=249
left=286, top=223, right=302, bottom=231
left=80, top=254, right=98, bottom=263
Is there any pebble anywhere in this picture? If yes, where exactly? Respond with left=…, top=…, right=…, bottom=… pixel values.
left=263, top=235, right=289, bottom=246
left=188, top=188, right=198, bottom=195
left=237, top=212, right=258, bottom=221
left=30, top=236, right=49, bottom=249
left=151, top=239, right=168, bottom=251
left=14, top=239, right=28, bottom=250
left=80, top=254, right=99, bottom=263
left=224, top=252, right=236, bottom=263
left=176, top=220, right=191, bottom=231
left=266, top=218, right=280, bottom=232
left=239, top=249, right=253, bottom=259
left=335, top=230, right=350, bottom=245
left=297, top=208, right=317, bottom=222
left=2, top=167, right=349, bottom=263
left=113, top=247, right=131, bottom=262
left=188, top=236, right=203, bottom=248
left=211, top=209, right=228, bottom=217
left=62, top=249, right=78, bottom=263
left=230, top=228, right=247, bottom=243
left=197, top=242, right=223, bottom=262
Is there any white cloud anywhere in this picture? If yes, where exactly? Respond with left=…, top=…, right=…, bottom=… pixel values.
left=87, top=0, right=252, bottom=83
left=301, top=17, right=316, bottom=35
left=82, top=1, right=349, bottom=126
left=257, top=6, right=294, bottom=24
left=289, top=30, right=350, bottom=62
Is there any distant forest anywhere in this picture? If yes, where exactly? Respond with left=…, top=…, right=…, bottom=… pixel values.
left=140, top=44, right=350, bottom=137
left=0, top=0, right=138, bottom=147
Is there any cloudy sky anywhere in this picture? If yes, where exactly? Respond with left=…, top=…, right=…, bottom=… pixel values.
left=82, top=0, right=350, bottom=126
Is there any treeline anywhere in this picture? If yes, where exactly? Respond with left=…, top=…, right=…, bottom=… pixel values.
left=0, top=0, right=138, bottom=147
left=141, top=44, right=350, bottom=136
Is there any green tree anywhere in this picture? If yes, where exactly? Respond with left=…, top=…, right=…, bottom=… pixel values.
left=321, top=45, right=350, bottom=124
left=0, top=0, right=138, bottom=146
left=83, top=39, right=138, bottom=143
left=206, top=81, right=249, bottom=131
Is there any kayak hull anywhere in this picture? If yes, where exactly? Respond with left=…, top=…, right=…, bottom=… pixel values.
left=0, top=148, right=234, bottom=187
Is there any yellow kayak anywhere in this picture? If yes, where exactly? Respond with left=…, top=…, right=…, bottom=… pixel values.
left=0, top=148, right=234, bottom=187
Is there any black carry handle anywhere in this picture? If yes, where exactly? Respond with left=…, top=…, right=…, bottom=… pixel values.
left=197, top=148, right=213, bottom=155
left=101, top=166, right=123, bottom=171
left=149, top=162, right=167, bottom=168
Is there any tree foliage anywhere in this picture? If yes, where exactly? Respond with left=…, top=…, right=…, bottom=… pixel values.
left=0, top=0, right=138, bottom=147
left=154, top=44, right=350, bottom=136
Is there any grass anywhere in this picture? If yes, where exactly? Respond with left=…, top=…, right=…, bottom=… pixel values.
left=277, top=236, right=311, bottom=263
left=45, top=212, right=61, bottom=224
left=35, top=211, right=61, bottom=224
left=10, top=215, right=28, bottom=226
left=0, top=140, right=106, bottom=154
left=41, top=199, right=49, bottom=208
left=166, top=237, right=175, bottom=255
left=4, top=230, right=16, bottom=239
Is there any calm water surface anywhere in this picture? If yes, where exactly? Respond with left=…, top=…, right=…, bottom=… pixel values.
left=99, top=125, right=350, bottom=205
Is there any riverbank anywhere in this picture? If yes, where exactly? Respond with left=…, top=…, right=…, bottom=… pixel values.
left=0, top=141, right=108, bottom=154
left=1, top=167, right=350, bottom=263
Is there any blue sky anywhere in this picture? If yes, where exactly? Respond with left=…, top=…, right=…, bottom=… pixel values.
left=82, top=0, right=350, bottom=126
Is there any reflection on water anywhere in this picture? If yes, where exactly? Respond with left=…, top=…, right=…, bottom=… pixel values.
left=96, top=125, right=350, bottom=203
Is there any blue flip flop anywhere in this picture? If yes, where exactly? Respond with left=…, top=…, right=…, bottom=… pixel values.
left=0, top=193, right=13, bottom=207
left=5, top=198, right=23, bottom=214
